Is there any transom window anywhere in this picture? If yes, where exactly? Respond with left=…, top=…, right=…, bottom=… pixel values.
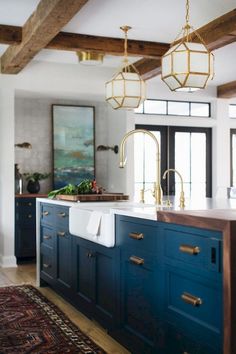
left=135, top=99, right=210, bottom=117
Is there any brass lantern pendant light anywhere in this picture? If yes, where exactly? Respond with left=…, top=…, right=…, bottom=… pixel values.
left=105, top=26, right=146, bottom=109
left=161, top=0, right=214, bottom=92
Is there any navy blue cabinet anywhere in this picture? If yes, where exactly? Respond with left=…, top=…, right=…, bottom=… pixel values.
left=15, top=197, right=36, bottom=259
left=72, top=236, right=119, bottom=330
left=115, top=215, right=223, bottom=354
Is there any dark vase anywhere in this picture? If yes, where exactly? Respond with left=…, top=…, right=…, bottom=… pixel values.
left=27, top=180, right=40, bottom=194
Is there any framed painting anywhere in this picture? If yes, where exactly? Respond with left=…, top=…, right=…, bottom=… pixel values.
left=52, top=105, right=95, bottom=189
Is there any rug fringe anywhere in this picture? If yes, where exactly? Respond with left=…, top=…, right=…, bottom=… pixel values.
left=0, top=282, right=34, bottom=288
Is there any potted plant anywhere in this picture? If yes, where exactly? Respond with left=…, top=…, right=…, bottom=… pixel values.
left=24, top=172, right=50, bottom=194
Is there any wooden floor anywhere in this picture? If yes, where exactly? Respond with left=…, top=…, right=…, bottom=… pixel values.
left=0, top=263, right=130, bottom=354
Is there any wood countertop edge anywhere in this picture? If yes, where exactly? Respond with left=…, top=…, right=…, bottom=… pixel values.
left=15, top=194, right=48, bottom=198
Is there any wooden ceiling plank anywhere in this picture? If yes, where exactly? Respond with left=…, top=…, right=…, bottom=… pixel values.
left=0, top=25, right=22, bottom=45
left=135, top=8, right=236, bottom=79
left=217, top=81, right=236, bottom=98
left=1, top=0, right=89, bottom=74
left=46, top=32, right=169, bottom=59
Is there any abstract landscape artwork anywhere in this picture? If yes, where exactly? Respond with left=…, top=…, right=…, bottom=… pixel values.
left=52, top=105, right=95, bottom=189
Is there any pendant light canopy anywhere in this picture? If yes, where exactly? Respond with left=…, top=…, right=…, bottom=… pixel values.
left=161, top=0, right=214, bottom=92
left=105, top=26, right=146, bottom=109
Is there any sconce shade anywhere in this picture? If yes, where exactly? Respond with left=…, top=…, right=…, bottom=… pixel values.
left=105, top=71, right=146, bottom=109
left=162, top=42, right=214, bottom=92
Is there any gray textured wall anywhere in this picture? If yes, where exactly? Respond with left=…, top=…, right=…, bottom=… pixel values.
left=15, top=96, right=109, bottom=194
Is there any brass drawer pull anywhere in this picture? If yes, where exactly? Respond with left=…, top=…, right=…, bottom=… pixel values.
left=58, top=212, right=66, bottom=218
left=28, top=214, right=32, bottom=218
left=179, top=244, right=200, bottom=255
left=181, top=292, right=203, bottom=307
left=57, top=231, right=65, bottom=237
left=43, top=235, right=51, bottom=240
left=42, top=211, right=49, bottom=216
left=129, top=255, right=144, bottom=265
left=43, top=263, right=51, bottom=269
left=129, top=232, right=144, bottom=240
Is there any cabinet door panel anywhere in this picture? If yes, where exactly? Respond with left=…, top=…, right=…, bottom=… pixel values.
left=120, top=249, right=158, bottom=346
left=15, top=226, right=36, bottom=257
left=56, top=232, right=72, bottom=289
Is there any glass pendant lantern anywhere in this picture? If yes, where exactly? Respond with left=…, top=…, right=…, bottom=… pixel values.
left=105, top=26, right=146, bottom=109
left=161, top=0, right=214, bottom=92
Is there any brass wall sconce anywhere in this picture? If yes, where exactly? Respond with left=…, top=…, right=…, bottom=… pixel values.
left=97, top=145, right=119, bottom=154
left=15, top=142, right=32, bottom=149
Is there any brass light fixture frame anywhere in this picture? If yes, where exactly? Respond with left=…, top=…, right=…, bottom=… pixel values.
left=105, top=26, right=146, bottom=109
left=161, top=0, right=214, bottom=92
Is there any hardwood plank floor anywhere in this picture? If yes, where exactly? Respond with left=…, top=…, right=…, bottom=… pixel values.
left=0, top=263, right=130, bottom=354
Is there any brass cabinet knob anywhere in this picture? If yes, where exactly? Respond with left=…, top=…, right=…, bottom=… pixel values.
left=179, top=244, right=200, bottom=255
left=28, top=202, right=32, bottom=206
left=43, top=263, right=51, bottom=269
left=43, top=235, right=51, bottom=240
left=58, top=212, right=66, bottom=218
left=129, top=255, right=144, bottom=265
left=28, top=214, right=32, bottom=218
left=42, top=211, right=49, bottom=216
left=57, top=231, right=65, bottom=237
left=129, top=232, right=144, bottom=240
left=181, top=292, right=203, bottom=307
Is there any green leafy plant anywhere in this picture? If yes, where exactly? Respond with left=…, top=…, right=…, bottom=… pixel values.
left=23, top=172, right=50, bottom=182
left=48, top=180, right=93, bottom=199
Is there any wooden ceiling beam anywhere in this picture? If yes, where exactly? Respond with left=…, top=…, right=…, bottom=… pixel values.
left=134, top=8, right=236, bottom=79
left=0, top=25, right=22, bottom=45
left=217, top=81, right=236, bottom=98
left=46, top=32, right=169, bottom=59
left=1, top=0, right=89, bottom=74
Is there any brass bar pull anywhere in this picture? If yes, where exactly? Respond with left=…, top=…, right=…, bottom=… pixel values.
left=179, top=244, right=200, bottom=255
left=57, top=231, right=65, bottom=237
left=43, top=263, right=51, bottom=269
left=42, top=211, right=49, bottom=216
left=43, top=235, right=51, bottom=240
left=129, top=232, right=144, bottom=240
left=129, top=255, right=144, bottom=265
left=28, top=214, right=32, bottom=218
left=181, top=292, right=203, bottom=307
left=58, top=212, right=66, bottom=218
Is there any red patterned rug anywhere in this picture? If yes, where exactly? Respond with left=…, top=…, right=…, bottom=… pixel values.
left=0, top=285, right=106, bottom=354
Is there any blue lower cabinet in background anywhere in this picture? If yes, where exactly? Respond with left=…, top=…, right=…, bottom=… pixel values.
left=39, top=204, right=223, bottom=354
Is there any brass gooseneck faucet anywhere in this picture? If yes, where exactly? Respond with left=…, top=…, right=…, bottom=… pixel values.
left=119, top=129, right=163, bottom=205
left=163, top=168, right=185, bottom=209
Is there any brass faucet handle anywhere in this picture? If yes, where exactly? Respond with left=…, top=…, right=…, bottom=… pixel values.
left=179, top=191, right=185, bottom=209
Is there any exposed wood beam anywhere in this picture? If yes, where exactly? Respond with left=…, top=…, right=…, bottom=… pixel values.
left=1, top=0, right=89, bottom=74
left=0, top=25, right=22, bottom=45
left=134, top=8, right=236, bottom=79
left=47, top=32, right=169, bottom=59
left=217, top=81, right=236, bottom=98
left=132, top=58, right=162, bottom=80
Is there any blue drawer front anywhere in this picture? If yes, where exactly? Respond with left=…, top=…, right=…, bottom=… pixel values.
left=41, top=225, right=54, bottom=248
left=165, top=266, right=222, bottom=350
left=163, top=224, right=222, bottom=275
left=116, top=215, right=158, bottom=253
left=55, top=206, right=69, bottom=228
left=41, top=203, right=54, bottom=226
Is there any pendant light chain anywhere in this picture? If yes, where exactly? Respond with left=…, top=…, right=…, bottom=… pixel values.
left=120, top=26, right=131, bottom=72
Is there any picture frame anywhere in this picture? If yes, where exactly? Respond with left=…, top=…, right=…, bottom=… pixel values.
left=52, top=104, right=95, bottom=189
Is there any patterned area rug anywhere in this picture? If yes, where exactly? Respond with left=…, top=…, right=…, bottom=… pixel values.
left=0, top=285, right=106, bottom=354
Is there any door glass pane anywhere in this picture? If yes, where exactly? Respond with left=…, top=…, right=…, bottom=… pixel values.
left=175, top=132, right=206, bottom=198
left=134, top=131, right=160, bottom=203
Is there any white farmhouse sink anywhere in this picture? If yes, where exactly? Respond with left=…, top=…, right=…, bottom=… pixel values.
left=69, top=204, right=115, bottom=247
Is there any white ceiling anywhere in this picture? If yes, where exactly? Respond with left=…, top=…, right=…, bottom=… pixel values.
left=0, top=0, right=236, bottom=86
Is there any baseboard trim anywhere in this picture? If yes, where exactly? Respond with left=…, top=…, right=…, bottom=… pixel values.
left=0, top=255, right=17, bottom=268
